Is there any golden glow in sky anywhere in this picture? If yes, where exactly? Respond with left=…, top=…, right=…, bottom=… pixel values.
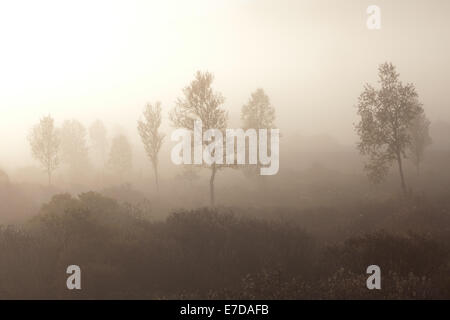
left=1, top=0, right=450, bottom=169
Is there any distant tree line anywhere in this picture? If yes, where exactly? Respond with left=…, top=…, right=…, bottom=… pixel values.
left=29, top=71, right=277, bottom=206
left=28, top=63, right=430, bottom=201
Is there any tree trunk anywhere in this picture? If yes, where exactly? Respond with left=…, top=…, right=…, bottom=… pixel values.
left=209, top=164, right=217, bottom=207
left=396, top=152, right=407, bottom=195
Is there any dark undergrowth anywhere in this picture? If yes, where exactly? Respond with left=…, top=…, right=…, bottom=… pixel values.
left=0, top=192, right=449, bottom=299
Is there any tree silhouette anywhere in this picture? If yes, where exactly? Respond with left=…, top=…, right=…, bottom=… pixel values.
left=242, top=88, right=275, bottom=130
left=355, top=62, right=424, bottom=194
left=60, top=119, right=90, bottom=178
left=408, top=113, right=432, bottom=176
left=108, top=135, right=132, bottom=181
left=137, top=102, right=165, bottom=191
left=28, top=115, right=60, bottom=186
left=241, top=88, right=276, bottom=177
left=170, top=71, right=227, bottom=206
left=89, top=120, right=109, bottom=168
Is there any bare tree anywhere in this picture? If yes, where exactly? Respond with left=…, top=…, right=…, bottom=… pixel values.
left=28, top=115, right=59, bottom=186
left=355, top=62, right=424, bottom=194
left=137, top=102, right=165, bottom=191
left=60, top=119, right=90, bottom=178
left=241, top=88, right=276, bottom=177
left=108, top=135, right=132, bottom=181
left=89, top=120, right=109, bottom=168
left=408, top=113, right=432, bottom=175
left=170, top=71, right=227, bottom=206
left=242, top=88, right=276, bottom=129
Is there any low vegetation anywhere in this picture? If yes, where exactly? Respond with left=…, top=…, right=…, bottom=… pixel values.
left=0, top=192, right=449, bottom=299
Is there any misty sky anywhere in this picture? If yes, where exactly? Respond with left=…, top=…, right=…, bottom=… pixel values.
left=1, top=0, right=450, bottom=170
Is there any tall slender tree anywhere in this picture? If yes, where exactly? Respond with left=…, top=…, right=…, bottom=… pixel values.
left=28, top=115, right=60, bottom=186
left=137, top=102, right=165, bottom=190
left=355, top=62, right=424, bottom=194
left=170, top=71, right=227, bottom=206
